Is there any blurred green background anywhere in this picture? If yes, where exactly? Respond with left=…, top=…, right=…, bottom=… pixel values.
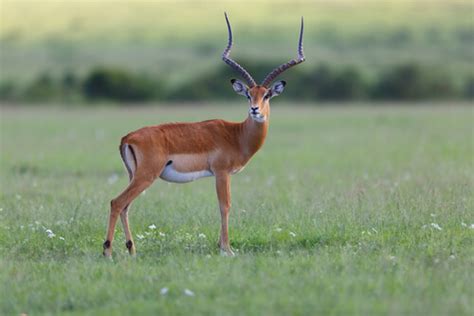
left=0, top=0, right=473, bottom=103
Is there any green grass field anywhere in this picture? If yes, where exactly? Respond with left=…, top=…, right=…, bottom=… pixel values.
left=1, top=0, right=473, bottom=82
left=0, top=104, right=473, bottom=315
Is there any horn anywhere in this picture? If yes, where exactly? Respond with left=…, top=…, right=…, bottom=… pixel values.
left=261, top=17, right=305, bottom=87
left=222, top=12, right=257, bottom=88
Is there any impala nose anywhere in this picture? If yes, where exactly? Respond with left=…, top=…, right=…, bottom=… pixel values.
left=250, top=106, right=259, bottom=114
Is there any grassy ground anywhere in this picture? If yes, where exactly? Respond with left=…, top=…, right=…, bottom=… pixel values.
left=0, top=104, right=473, bottom=315
left=1, top=0, right=473, bottom=81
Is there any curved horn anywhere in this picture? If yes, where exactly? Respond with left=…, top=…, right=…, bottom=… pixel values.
left=261, top=17, right=305, bottom=87
left=222, top=12, right=256, bottom=88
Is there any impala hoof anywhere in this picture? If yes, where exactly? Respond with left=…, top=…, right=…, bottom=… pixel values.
left=220, top=248, right=235, bottom=257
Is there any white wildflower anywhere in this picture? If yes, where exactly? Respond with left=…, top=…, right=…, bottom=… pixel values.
left=198, top=233, right=206, bottom=238
left=449, top=255, right=455, bottom=260
left=136, top=234, right=145, bottom=240
left=16, top=194, right=22, bottom=200
left=388, top=255, right=396, bottom=261
left=160, top=287, right=169, bottom=295
left=241, top=209, right=247, bottom=213
left=145, top=232, right=151, bottom=236
left=0, top=208, right=3, bottom=212
left=430, top=213, right=436, bottom=218
left=184, top=289, right=195, bottom=297
left=275, top=227, right=282, bottom=232
left=45, top=229, right=55, bottom=238
left=430, top=223, right=442, bottom=231
left=461, top=222, right=467, bottom=227
left=371, top=227, right=378, bottom=234
left=289, top=231, right=296, bottom=237
left=148, top=224, right=157, bottom=230
left=159, top=232, right=166, bottom=237
left=107, top=173, right=119, bottom=185
left=470, top=224, right=474, bottom=229
left=59, top=236, right=65, bottom=241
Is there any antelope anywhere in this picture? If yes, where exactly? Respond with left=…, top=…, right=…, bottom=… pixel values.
left=103, top=13, right=305, bottom=257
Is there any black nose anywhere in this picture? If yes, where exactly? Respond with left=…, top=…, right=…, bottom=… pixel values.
left=251, top=107, right=258, bottom=114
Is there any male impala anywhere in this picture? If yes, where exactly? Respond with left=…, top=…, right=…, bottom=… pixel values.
left=103, top=13, right=305, bottom=257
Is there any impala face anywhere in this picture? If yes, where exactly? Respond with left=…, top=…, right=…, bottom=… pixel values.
left=231, top=79, right=286, bottom=123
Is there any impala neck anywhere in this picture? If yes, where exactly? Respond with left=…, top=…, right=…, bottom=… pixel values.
left=240, top=113, right=269, bottom=159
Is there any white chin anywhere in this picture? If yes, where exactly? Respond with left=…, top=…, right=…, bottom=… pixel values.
left=251, top=114, right=266, bottom=123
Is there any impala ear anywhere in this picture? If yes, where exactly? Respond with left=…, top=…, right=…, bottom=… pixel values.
left=270, top=80, right=286, bottom=97
left=230, top=79, right=248, bottom=96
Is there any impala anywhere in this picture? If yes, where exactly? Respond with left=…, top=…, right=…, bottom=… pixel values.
left=103, top=13, right=305, bottom=257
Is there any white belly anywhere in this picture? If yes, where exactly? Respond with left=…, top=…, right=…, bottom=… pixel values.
left=160, top=164, right=213, bottom=183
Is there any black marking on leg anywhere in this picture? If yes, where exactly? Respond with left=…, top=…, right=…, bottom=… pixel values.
left=103, top=240, right=111, bottom=249
left=126, top=240, right=133, bottom=250
left=166, top=160, right=173, bottom=166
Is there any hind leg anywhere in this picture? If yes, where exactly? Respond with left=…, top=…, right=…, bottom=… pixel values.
left=120, top=204, right=136, bottom=255
left=103, top=176, right=153, bottom=258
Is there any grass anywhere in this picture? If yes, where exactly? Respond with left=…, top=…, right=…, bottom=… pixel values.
left=0, top=103, right=473, bottom=315
left=1, top=0, right=473, bottom=81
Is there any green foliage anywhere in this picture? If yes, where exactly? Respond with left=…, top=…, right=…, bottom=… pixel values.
left=0, top=105, right=472, bottom=315
left=23, top=73, right=60, bottom=102
left=83, top=68, right=160, bottom=102
left=1, top=63, right=471, bottom=103
left=373, top=64, right=458, bottom=100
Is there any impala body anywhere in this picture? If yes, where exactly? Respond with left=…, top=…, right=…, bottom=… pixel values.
left=103, top=13, right=305, bottom=257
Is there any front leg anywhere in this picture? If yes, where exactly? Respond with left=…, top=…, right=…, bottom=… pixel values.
left=215, top=172, right=234, bottom=256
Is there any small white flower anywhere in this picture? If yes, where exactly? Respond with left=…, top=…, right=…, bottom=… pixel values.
left=148, top=224, right=157, bottom=230
left=470, top=224, right=474, bottom=229
left=371, top=228, right=378, bottom=234
left=430, top=213, right=436, bottom=218
left=449, top=255, right=455, bottom=260
left=20, top=225, right=24, bottom=229
left=275, top=227, right=282, bottom=232
left=184, top=289, right=195, bottom=297
left=461, top=222, right=467, bottom=227
left=159, top=232, right=166, bottom=237
left=430, top=223, right=442, bottom=231
left=145, top=232, right=151, bottom=236
left=16, top=194, right=22, bottom=200
left=388, top=255, right=396, bottom=261
left=107, top=173, right=119, bottom=185
left=45, top=229, right=53, bottom=234
left=136, top=234, right=145, bottom=240
left=160, top=287, right=169, bottom=295
left=46, top=230, right=55, bottom=238
left=0, top=208, right=3, bottom=212
left=198, top=233, right=206, bottom=238
left=289, top=232, right=296, bottom=237
left=59, top=236, right=65, bottom=241
left=421, top=224, right=428, bottom=229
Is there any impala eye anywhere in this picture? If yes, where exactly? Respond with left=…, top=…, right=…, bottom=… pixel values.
left=264, top=93, right=271, bottom=100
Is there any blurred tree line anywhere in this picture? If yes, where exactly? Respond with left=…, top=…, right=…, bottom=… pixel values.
left=0, top=62, right=473, bottom=103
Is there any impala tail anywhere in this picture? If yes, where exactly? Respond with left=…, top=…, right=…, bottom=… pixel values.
left=119, top=140, right=137, bottom=181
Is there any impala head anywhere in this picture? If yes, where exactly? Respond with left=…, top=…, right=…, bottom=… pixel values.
left=222, top=12, right=305, bottom=123
left=230, top=79, right=286, bottom=123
